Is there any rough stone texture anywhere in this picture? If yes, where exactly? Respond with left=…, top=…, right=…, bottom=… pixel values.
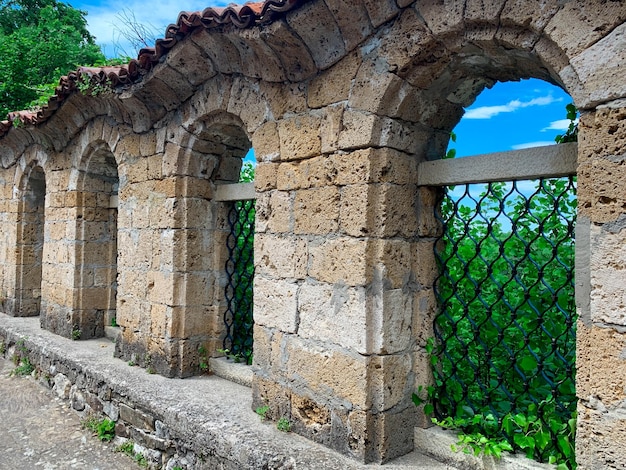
left=0, top=0, right=624, bottom=467
left=576, top=322, right=626, bottom=470
left=578, top=105, right=626, bottom=223
left=0, top=315, right=453, bottom=470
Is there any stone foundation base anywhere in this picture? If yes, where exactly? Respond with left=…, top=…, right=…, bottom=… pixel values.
left=0, top=313, right=450, bottom=470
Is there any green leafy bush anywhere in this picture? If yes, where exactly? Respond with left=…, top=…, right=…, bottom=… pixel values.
left=223, top=162, right=255, bottom=364
left=432, top=176, right=577, bottom=469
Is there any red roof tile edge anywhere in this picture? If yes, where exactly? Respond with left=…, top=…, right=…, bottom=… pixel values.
left=0, top=0, right=305, bottom=137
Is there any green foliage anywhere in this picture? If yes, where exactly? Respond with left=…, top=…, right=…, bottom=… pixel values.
left=0, top=0, right=107, bottom=117
left=255, top=405, right=270, bottom=421
left=239, top=161, right=255, bottom=183
left=10, top=338, right=34, bottom=376
left=277, top=417, right=291, bottom=432
left=217, top=347, right=247, bottom=364
left=432, top=176, right=577, bottom=468
left=433, top=398, right=576, bottom=468
left=71, top=326, right=81, bottom=340
left=83, top=415, right=116, bottom=442
left=76, top=77, right=111, bottom=97
left=116, top=440, right=148, bottom=467
left=223, top=161, right=255, bottom=365
left=444, top=131, right=457, bottom=159
left=96, top=418, right=116, bottom=441
left=11, top=356, right=34, bottom=376
left=0, top=340, right=5, bottom=355
left=198, top=345, right=209, bottom=372
left=554, top=104, right=578, bottom=144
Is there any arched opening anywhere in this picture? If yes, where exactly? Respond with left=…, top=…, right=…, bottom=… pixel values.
left=75, top=144, right=119, bottom=339
left=190, top=112, right=256, bottom=370
left=14, top=164, right=46, bottom=316
left=415, top=77, right=577, bottom=466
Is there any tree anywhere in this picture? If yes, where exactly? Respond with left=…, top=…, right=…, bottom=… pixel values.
left=0, top=0, right=106, bottom=117
left=110, top=8, right=159, bottom=59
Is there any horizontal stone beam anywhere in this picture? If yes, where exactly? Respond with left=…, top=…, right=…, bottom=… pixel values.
left=214, top=182, right=256, bottom=201
left=417, top=142, right=578, bottom=186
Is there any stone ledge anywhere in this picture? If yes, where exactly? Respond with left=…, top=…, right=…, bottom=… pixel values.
left=209, top=356, right=253, bottom=387
left=0, top=313, right=455, bottom=470
left=414, top=427, right=556, bottom=470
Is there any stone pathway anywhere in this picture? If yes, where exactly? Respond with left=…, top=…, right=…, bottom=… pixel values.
left=0, top=356, right=140, bottom=469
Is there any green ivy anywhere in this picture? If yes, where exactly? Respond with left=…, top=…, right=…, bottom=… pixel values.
left=423, top=104, right=579, bottom=469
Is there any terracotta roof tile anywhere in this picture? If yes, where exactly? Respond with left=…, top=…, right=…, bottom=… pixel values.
left=0, top=0, right=305, bottom=137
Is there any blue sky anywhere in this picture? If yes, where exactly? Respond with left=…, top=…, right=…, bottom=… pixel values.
left=68, top=1, right=575, bottom=157
left=69, top=0, right=231, bottom=57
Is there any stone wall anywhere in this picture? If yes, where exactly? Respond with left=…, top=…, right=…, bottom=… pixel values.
left=0, top=0, right=623, bottom=467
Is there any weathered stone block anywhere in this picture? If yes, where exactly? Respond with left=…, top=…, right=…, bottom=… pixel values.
left=362, top=0, right=399, bottom=28
left=298, top=282, right=368, bottom=352
left=277, top=115, right=322, bottom=161
left=294, top=187, right=340, bottom=234
left=590, top=222, right=626, bottom=326
left=119, top=403, right=156, bottom=432
left=285, top=336, right=370, bottom=409
left=320, top=103, right=344, bottom=154
left=286, top=0, right=346, bottom=69
left=309, top=237, right=369, bottom=286
left=577, top=322, right=626, bottom=405
left=308, top=51, right=361, bottom=109
left=544, top=1, right=626, bottom=58
left=254, top=162, right=278, bottom=191
left=254, top=191, right=292, bottom=233
left=255, top=233, right=307, bottom=279
left=254, top=276, right=298, bottom=333
left=251, top=373, right=292, bottom=422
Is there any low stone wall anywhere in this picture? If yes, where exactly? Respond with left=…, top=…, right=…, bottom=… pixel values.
left=0, top=313, right=449, bottom=470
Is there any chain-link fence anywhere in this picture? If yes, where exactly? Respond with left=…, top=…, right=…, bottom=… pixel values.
left=433, top=177, right=577, bottom=464
left=224, top=199, right=255, bottom=365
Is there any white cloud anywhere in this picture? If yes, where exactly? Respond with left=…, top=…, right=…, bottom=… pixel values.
left=84, top=0, right=231, bottom=57
left=464, top=95, right=562, bottom=120
left=541, top=118, right=579, bottom=132
left=511, top=141, right=555, bottom=150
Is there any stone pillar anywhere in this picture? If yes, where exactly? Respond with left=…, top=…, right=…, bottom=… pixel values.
left=39, top=167, right=79, bottom=337
left=0, top=170, right=19, bottom=314
left=575, top=102, right=626, bottom=470
left=114, top=131, right=236, bottom=378
left=251, top=106, right=431, bottom=462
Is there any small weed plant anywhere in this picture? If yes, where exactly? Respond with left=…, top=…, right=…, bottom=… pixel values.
left=198, top=345, right=209, bottom=372
left=11, top=356, right=34, bottom=376
left=71, top=327, right=81, bottom=340
left=83, top=416, right=116, bottom=442
left=116, top=440, right=147, bottom=467
left=9, top=339, right=34, bottom=376
left=0, top=340, right=5, bottom=355
left=255, top=405, right=270, bottom=421
left=277, top=417, right=291, bottom=432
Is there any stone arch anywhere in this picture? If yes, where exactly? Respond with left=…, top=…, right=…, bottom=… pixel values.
left=10, top=161, right=47, bottom=317
left=72, top=140, right=119, bottom=339
left=250, top=3, right=613, bottom=464
left=112, top=105, right=256, bottom=377
left=340, top=5, right=587, bottom=463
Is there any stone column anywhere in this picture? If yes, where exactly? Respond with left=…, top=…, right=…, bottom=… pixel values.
left=576, top=102, right=626, bottom=470
left=114, top=131, right=235, bottom=378
left=39, top=167, right=79, bottom=337
left=251, top=106, right=431, bottom=462
left=0, top=169, right=20, bottom=314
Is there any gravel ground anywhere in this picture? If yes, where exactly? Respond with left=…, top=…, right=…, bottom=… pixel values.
left=0, top=356, right=140, bottom=470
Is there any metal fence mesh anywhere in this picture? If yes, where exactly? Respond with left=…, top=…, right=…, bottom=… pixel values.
left=224, top=199, right=255, bottom=365
left=433, top=176, right=577, bottom=463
